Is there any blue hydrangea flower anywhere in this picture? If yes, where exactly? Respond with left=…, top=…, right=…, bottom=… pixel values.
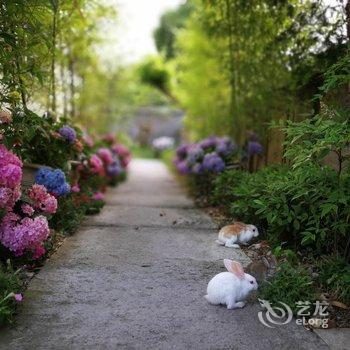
left=59, top=125, right=76, bottom=144
left=107, top=159, right=122, bottom=177
left=53, top=182, right=71, bottom=196
left=35, top=168, right=70, bottom=196
left=35, top=167, right=51, bottom=184
left=201, top=152, right=225, bottom=173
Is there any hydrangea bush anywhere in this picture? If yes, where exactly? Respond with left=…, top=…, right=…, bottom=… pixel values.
left=0, top=121, right=131, bottom=325
left=0, top=145, right=22, bottom=212
left=76, top=135, right=131, bottom=192
left=0, top=145, right=58, bottom=259
left=174, top=136, right=237, bottom=175
left=0, top=110, right=84, bottom=169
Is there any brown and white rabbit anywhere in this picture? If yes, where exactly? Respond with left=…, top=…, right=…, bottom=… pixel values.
left=216, top=222, right=259, bottom=248
left=205, top=259, right=258, bottom=309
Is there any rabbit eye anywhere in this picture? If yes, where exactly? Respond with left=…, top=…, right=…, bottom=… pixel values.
left=253, top=229, right=256, bottom=232
left=250, top=281, right=254, bottom=284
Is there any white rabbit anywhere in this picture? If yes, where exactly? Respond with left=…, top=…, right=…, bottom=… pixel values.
left=216, top=222, right=259, bottom=248
left=205, top=259, right=258, bottom=309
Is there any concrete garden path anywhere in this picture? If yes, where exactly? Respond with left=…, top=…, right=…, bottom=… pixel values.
left=0, top=159, right=329, bottom=349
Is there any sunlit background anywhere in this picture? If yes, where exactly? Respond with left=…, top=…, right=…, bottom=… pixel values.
left=99, top=0, right=186, bottom=64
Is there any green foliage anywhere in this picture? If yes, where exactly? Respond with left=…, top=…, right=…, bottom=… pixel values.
left=167, top=0, right=346, bottom=141
left=225, top=165, right=350, bottom=255
left=315, top=255, right=350, bottom=305
left=0, top=0, right=118, bottom=133
left=259, top=261, right=316, bottom=315
left=207, top=113, right=350, bottom=256
left=317, top=53, right=350, bottom=98
left=211, top=168, right=242, bottom=207
left=282, top=110, right=350, bottom=173
left=160, top=149, right=175, bottom=171
left=49, top=195, right=87, bottom=235
left=138, top=57, right=171, bottom=96
left=0, top=264, right=22, bottom=326
left=154, top=2, right=193, bottom=60
left=130, top=145, right=155, bottom=159
left=0, top=109, right=81, bottom=169
left=0, top=0, right=52, bottom=107
left=173, top=9, right=231, bottom=139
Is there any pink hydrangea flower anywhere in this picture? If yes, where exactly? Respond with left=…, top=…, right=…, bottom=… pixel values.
left=97, top=148, right=114, bottom=165
left=92, top=192, right=104, bottom=201
left=89, top=154, right=103, bottom=174
left=0, top=144, right=22, bottom=168
left=13, top=293, right=23, bottom=302
left=0, top=186, right=21, bottom=211
left=32, top=245, right=46, bottom=259
left=42, top=196, right=57, bottom=214
left=71, top=184, right=80, bottom=193
left=82, top=134, right=94, bottom=148
left=21, top=203, right=34, bottom=216
left=0, top=214, right=50, bottom=256
left=112, top=144, right=131, bottom=167
left=103, top=132, right=116, bottom=144
left=0, top=164, right=22, bottom=188
left=27, top=184, right=57, bottom=214
left=0, top=187, right=11, bottom=208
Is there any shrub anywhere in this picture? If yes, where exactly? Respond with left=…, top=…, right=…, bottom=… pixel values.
left=49, top=195, right=87, bottom=235
left=315, top=255, right=350, bottom=305
left=227, top=165, right=350, bottom=256
left=0, top=110, right=83, bottom=170
left=259, top=261, right=316, bottom=315
left=282, top=110, right=350, bottom=175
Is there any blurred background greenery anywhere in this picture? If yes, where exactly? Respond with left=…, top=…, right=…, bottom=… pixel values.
left=0, top=0, right=348, bottom=153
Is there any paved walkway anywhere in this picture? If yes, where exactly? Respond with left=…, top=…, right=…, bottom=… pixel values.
left=0, top=159, right=328, bottom=349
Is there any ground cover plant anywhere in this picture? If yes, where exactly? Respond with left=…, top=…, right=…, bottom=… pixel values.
left=0, top=263, right=23, bottom=326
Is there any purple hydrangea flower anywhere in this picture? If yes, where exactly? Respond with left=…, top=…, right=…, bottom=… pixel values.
left=247, top=141, right=263, bottom=155
left=176, top=160, right=190, bottom=174
left=192, top=163, right=204, bottom=174
left=216, top=137, right=236, bottom=156
left=107, top=159, right=122, bottom=177
left=199, top=136, right=218, bottom=149
left=186, top=145, right=204, bottom=165
left=58, top=125, right=76, bottom=144
left=176, top=144, right=189, bottom=160
left=201, top=152, right=225, bottom=173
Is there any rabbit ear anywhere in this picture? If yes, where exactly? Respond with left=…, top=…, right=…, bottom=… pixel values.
left=224, top=259, right=245, bottom=279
